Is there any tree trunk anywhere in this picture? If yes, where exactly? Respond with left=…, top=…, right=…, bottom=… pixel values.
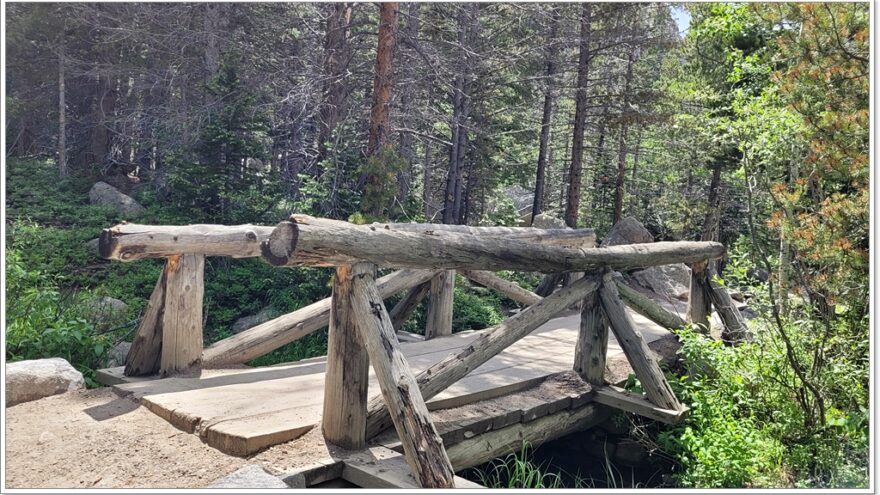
left=627, top=126, right=643, bottom=216
left=397, top=3, right=420, bottom=203
left=367, top=3, right=398, bottom=157
left=57, top=33, right=67, bottom=177
left=317, top=3, right=353, bottom=164
left=564, top=3, right=593, bottom=228
left=688, top=160, right=723, bottom=330
left=531, top=8, right=561, bottom=220
left=613, top=45, right=637, bottom=224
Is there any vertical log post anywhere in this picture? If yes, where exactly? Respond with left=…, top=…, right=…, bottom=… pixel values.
left=322, top=265, right=369, bottom=449
left=124, top=264, right=168, bottom=376
left=707, top=268, right=752, bottom=344
left=687, top=261, right=712, bottom=333
left=349, top=263, right=455, bottom=488
left=573, top=278, right=607, bottom=385
left=425, top=270, right=455, bottom=339
left=160, top=254, right=205, bottom=375
left=599, top=274, right=682, bottom=410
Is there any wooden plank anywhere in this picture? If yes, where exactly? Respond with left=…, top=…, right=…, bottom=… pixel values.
left=348, top=263, right=455, bottom=488
left=707, top=268, right=752, bottom=343
left=263, top=214, right=725, bottom=272
left=365, top=274, right=601, bottom=438
left=425, top=270, right=454, bottom=339
left=389, top=281, right=430, bottom=331
left=322, top=265, right=369, bottom=449
left=124, top=266, right=168, bottom=376
left=100, top=223, right=274, bottom=261
left=613, top=274, right=686, bottom=330
left=593, top=385, right=689, bottom=424
left=160, top=254, right=204, bottom=375
left=573, top=284, right=607, bottom=385
left=462, top=270, right=542, bottom=306
left=202, top=268, right=438, bottom=366
left=598, top=278, right=682, bottom=411
left=341, top=447, right=482, bottom=489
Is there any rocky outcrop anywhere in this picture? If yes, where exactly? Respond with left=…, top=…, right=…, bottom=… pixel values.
left=531, top=213, right=567, bottom=229
left=88, top=182, right=145, bottom=215
left=231, top=307, right=279, bottom=334
left=6, top=358, right=85, bottom=407
left=85, top=296, right=129, bottom=321
left=600, top=216, right=654, bottom=247
left=207, top=465, right=288, bottom=489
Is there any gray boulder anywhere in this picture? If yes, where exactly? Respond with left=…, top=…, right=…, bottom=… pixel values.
left=85, top=296, right=129, bottom=321
left=86, top=238, right=101, bottom=256
left=89, top=181, right=145, bottom=215
left=531, top=213, right=567, bottom=229
left=6, top=358, right=85, bottom=407
left=630, top=264, right=691, bottom=300
left=601, top=216, right=654, bottom=247
left=231, top=307, right=279, bottom=334
left=208, top=465, right=288, bottom=489
left=105, top=341, right=132, bottom=368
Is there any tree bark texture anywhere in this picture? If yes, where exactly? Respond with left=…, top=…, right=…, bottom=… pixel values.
left=532, top=8, right=561, bottom=219
left=563, top=3, right=593, bottom=228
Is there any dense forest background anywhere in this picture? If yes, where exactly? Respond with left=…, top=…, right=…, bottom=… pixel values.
left=4, top=2, right=869, bottom=488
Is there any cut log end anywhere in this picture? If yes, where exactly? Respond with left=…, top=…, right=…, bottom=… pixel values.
left=262, top=221, right=299, bottom=266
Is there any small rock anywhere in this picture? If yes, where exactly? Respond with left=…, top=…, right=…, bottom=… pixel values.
left=105, top=342, right=132, bottom=368
left=6, top=358, right=85, bottom=407
left=85, top=296, right=129, bottom=321
left=231, top=307, right=279, bottom=334
left=38, top=431, right=57, bottom=445
left=208, top=465, right=288, bottom=489
left=88, top=181, right=145, bottom=216
left=730, top=291, right=745, bottom=302
left=601, top=216, right=653, bottom=247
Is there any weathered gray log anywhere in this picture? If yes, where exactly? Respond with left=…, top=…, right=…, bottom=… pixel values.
left=573, top=285, right=607, bottom=385
left=425, top=270, right=455, bottom=339
left=322, top=265, right=369, bottom=449
left=687, top=261, right=712, bottom=333
left=348, top=263, right=455, bottom=488
left=598, top=278, right=682, bottom=410
left=263, top=215, right=725, bottom=272
left=366, top=274, right=601, bottom=438
left=369, top=221, right=597, bottom=249
left=612, top=274, right=686, bottom=330
left=707, top=269, right=752, bottom=344
left=461, top=270, right=541, bottom=306
left=160, top=254, right=205, bottom=375
left=389, top=281, right=430, bottom=331
left=100, top=223, right=274, bottom=261
left=202, top=269, right=437, bottom=366
left=535, top=272, right=563, bottom=296
left=124, top=264, right=168, bottom=376
left=593, top=385, right=689, bottom=424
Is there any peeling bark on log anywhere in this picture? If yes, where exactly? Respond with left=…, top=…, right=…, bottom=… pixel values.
left=349, top=263, right=455, bottom=488
left=599, top=278, right=682, bottom=410
left=263, top=215, right=724, bottom=272
left=202, top=269, right=437, bottom=366
left=322, top=265, right=369, bottom=449
left=462, top=270, right=541, bottom=306
left=366, top=274, right=601, bottom=438
left=100, top=223, right=274, bottom=261
left=124, top=264, right=168, bottom=376
left=160, top=254, right=204, bottom=375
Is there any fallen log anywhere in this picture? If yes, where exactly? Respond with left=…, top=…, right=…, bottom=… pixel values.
left=365, top=274, right=602, bottom=438
left=202, top=268, right=438, bottom=366
left=461, top=270, right=541, bottom=306
left=263, top=215, right=725, bottom=273
left=100, top=223, right=274, bottom=261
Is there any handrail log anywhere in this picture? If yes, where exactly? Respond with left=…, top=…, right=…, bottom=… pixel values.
left=368, top=222, right=596, bottom=249
left=100, top=223, right=275, bottom=261
left=263, top=215, right=725, bottom=273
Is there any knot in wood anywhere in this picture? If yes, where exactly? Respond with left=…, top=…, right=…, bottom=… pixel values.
left=245, top=231, right=257, bottom=241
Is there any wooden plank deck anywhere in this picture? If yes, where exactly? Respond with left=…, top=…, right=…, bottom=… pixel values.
left=108, top=307, right=674, bottom=456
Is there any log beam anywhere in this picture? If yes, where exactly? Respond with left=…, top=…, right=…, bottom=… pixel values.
left=263, top=215, right=725, bottom=272
left=366, top=274, right=601, bottom=438
left=687, top=261, right=712, bottom=332
left=612, top=274, right=686, bottom=330
left=348, top=263, right=455, bottom=488
left=573, top=285, right=607, bottom=385
left=160, top=254, right=205, bottom=375
left=425, top=271, right=454, bottom=339
left=322, top=265, right=369, bottom=449
left=124, top=265, right=168, bottom=376
left=202, top=269, right=437, bottom=367
left=389, top=281, right=430, bottom=331
left=598, top=276, right=682, bottom=410
left=461, top=270, right=541, bottom=306
left=100, top=223, right=274, bottom=261
left=369, top=221, right=597, bottom=249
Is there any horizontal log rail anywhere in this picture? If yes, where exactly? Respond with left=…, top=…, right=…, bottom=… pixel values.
left=100, top=223, right=275, bottom=261
left=263, top=215, right=724, bottom=273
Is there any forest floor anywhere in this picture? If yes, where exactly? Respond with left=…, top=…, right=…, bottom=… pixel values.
left=4, top=387, right=334, bottom=489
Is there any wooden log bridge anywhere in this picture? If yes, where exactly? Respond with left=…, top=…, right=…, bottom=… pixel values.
left=98, top=215, right=744, bottom=488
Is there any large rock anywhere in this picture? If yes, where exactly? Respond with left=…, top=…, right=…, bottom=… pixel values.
left=6, top=358, right=85, bottom=407
left=105, top=341, right=132, bottom=368
left=231, top=307, right=279, bottom=334
left=630, top=264, right=691, bottom=300
left=600, top=216, right=653, bottom=247
left=85, top=296, right=129, bottom=321
left=208, top=465, right=288, bottom=489
left=531, top=213, right=567, bottom=229
left=88, top=181, right=145, bottom=215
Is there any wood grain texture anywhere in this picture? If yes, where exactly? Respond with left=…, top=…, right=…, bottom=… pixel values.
left=322, top=265, right=369, bottom=449
left=573, top=285, right=607, bottom=385
left=263, top=215, right=724, bottom=272
left=349, top=263, right=455, bottom=488
left=425, top=270, right=454, bottom=339
left=100, top=223, right=273, bottom=261
left=462, top=270, right=542, bottom=306
left=593, top=385, right=689, bottom=424
left=368, top=221, right=597, bottom=248
left=160, top=254, right=205, bottom=375
left=366, top=274, right=601, bottom=438
left=124, top=264, right=167, bottom=376
left=202, top=269, right=437, bottom=366
left=599, top=279, right=682, bottom=411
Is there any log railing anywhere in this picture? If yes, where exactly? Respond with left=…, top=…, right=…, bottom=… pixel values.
left=100, top=215, right=748, bottom=488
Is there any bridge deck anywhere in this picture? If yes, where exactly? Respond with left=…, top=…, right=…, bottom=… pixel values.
left=104, top=307, right=673, bottom=456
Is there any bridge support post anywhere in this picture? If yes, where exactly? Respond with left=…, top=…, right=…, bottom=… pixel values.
left=574, top=275, right=608, bottom=385
left=349, top=263, right=455, bottom=488
left=687, top=261, right=712, bottom=332
left=322, top=265, right=369, bottom=449
left=160, top=254, right=205, bottom=375
left=425, top=270, right=454, bottom=339
left=124, top=262, right=169, bottom=376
